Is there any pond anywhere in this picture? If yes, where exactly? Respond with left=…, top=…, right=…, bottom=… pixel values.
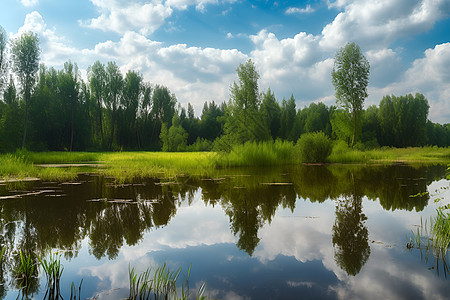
left=0, top=164, right=449, bottom=299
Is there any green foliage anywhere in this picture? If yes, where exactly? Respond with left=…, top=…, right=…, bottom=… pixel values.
left=279, top=95, right=297, bottom=141
left=214, top=140, right=295, bottom=167
left=296, top=132, right=332, bottom=163
left=39, top=254, right=64, bottom=299
left=223, top=59, right=270, bottom=144
left=14, top=250, right=37, bottom=295
left=0, top=25, right=7, bottom=94
left=261, top=88, right=281, bottom=140
left=128, top=263, right=208, bottom=300
left=186, top=137, right=213, bottom=152
left=330, top=109, right=354, bottom=145
left=11, top=31, right=41, bottom=148
left=160, top=115, right=188, bottom=152
left=378, top=93, right=429, bottom=147
left=332, top=42, right=370, bottom=147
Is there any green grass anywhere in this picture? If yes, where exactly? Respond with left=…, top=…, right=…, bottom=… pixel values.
left=0, top=144, right=449, bottom=183
left=214, top=140, right=295, bottom=168
left=99, top=152, right=215, bottom=182
left=128, top=263, right=207, bottom=300
left=329, top=143, right=450, bottom=164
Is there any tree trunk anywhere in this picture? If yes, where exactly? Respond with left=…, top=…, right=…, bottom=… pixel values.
left=70, top=103, right=74, bottom=152
left=22, top=94, right=28, bottom=148
left=351, top=110, right=356, bottom=148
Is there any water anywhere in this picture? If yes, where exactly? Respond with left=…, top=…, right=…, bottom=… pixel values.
left=0, top=164, right=449, bottom=299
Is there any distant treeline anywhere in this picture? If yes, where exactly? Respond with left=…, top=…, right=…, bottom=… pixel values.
left=0, top=60, right=449, bottom=152
left=0, top=27, right=448, bottom=152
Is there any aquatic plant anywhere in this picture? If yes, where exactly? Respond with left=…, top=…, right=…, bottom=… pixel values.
left=69, top=280, right=83, bottom=300
left=14, top=250, right=37, bottom=295
left=128, top=263, right=208, bottom=300
left=39, top=254, right=64, bottom=299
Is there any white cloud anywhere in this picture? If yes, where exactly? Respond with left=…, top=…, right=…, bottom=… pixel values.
left=367, top=43, right=450, bottom=123
left=81, top=0, right=173, bottom=35
left=320, top=0, right=450, bottom=51
left=15, top=12, right=81, bottom=67
left=250, top=30, right=334, bottom=106
left=285, top=5, right=315, bottom=15
left=166, top=0, right=219, bottom=12
left=21, top=0, right=38, bottom=7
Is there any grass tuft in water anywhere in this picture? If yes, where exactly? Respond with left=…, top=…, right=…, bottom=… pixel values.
left=128, top=263, right=208, bottom=300
left=14, top=250, right=37, bottom=295
left=39, top=253, right=64, bottom=300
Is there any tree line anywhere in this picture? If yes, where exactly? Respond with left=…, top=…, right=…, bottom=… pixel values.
left=0, top=28, right=449, bottom=152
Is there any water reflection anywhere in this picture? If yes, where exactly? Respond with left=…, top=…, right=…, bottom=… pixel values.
left=332, top=194, right=370, bottom=276
left=0, top=164, right=447, bottom=298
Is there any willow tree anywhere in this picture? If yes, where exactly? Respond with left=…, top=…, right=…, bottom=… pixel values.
left=11, top=31, right=40, bottom=148
left=0, top=26, right=7, bottom=97
left=331, top=42, right=370, bottom=147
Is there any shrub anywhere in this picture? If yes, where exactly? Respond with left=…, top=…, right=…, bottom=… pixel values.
left=296, top=132, right=332, bottom=163
left=214, top=140, right=295, bottom=167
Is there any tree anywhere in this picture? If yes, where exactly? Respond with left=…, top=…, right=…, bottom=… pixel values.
left=332, top=42, right=370, bottom=147
left=151, top=85, right=176, bottom=146
left=261, top=88, right=281, bottom=140
left=223, top=59, right=270, bottom=145
left=0, top=25, right=7, bottom=98
left=58, top=61, right=79, bottom=151
left=121, top=70, right=143, bottom=148
left=11, top=31, right=40, bottom=148
left=279, top=95, right=296, bottom=140
left=88, top=61, right=107, bottom=146
left=105, top=61, right=123, bottom=149
left=160, top=115, right=188, bottom=152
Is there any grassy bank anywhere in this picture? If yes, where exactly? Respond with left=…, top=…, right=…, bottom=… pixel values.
left=0, top=145, right=449, bottom=182
left=328, top=143, right=450, bottom=164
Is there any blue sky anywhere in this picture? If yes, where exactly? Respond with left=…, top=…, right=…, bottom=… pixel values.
left=1, top=0, right=450, bottom=123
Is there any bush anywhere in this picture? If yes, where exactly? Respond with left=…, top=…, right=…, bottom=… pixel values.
left=296, top=132, right=332, bottom=163
left=214, top=140, right=295, bottom=167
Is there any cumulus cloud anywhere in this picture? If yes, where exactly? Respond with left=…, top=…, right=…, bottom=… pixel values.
left=367, top=43, right=450, bottom=123
left=285, top=5, right=315, bottom=15
left=321, top=0, right=450, bottom=51
left=21, top=0, right=38, bottom=7
left=80, top=0, right=173, bottom=35
left=250, top=30, right=334, bottom=106
left=15, top=12, right=81, bottom=67
left=81, top=0, right=239, bottom=35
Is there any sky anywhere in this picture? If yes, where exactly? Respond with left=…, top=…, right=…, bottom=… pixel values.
left=1, top=0, right=450, bottom=123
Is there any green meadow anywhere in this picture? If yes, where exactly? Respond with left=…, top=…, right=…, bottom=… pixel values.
left=1, top=144, right=449, bottom=183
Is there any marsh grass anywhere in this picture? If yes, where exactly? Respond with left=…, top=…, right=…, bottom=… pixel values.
left=14, top=250, right=37, bottom=295
left=100, top=152, right=215, bottom=183
left=214, top=140, right=295, bottom=168
left=329, top=143, right=450, bottom=164
left=17, top=150, right=100, bottom=164
left=1, top=145, right=448, bottom=182
left=128, top=263, right=207, bottom=300
left=39, top=254, right=64, bottom=299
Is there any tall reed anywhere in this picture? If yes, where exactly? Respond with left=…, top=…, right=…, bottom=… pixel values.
left=14, top=250, right=37, bottom=295
left=39, top=254, right=64, bottom=299
left=128, top=263, right=208, bottom=300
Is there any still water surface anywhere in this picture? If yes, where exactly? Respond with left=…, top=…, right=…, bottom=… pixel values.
left=0, top=164, right=449, bottom=299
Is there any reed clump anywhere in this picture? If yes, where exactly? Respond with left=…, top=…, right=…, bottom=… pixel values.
left=39, top=254, right=64, bottom=299
left=214, top=140, right=295, bottom=167
left=128, top=263, right=207, bottom=300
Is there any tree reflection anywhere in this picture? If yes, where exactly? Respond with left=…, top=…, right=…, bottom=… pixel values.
left=0, top=164, right=445, bottom=293
left=332, top=193, right=370, bottom=276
